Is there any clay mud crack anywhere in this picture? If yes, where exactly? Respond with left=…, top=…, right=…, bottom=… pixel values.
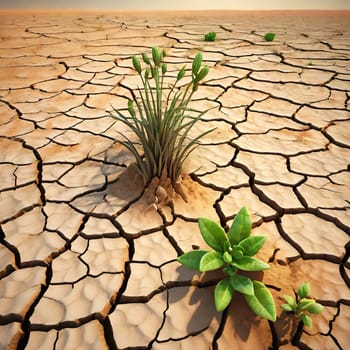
left=0, top=10, right=349, bottom=350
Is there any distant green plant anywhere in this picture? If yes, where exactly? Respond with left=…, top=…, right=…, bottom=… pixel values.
left=112, top=47, right=212, bottom=187
left=281, top=282, right=324, bottom=328
left=264, top=32, right=276, bottom=42
left=178, top=206, right=276, bottom=321
left=204, top=31, right=217, bottom=41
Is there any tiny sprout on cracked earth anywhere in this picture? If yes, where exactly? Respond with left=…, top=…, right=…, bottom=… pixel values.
left=281, top=282, right=324, bottom=328
left=204, top=31, right=217, bottom=41
left=264, top=32, right=276, bottom=42
left=178, top=206, right=277, bottom=321
left=112, top=47, right=213, bottom=190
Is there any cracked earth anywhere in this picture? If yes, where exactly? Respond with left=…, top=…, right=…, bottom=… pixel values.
left=0, top=10, right=349, bottom=350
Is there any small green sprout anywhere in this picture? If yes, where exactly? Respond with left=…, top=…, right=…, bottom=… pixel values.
left=178, top=206, right=276, bottom=321
left=204, top=31, right=217, bottom=41
left=264, top=32, right=276, bottom=42
left=281, top=282, right=324, bottom=328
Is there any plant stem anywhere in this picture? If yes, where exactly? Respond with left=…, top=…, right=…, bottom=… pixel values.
left=291, top=320, right=304, bottom=346
left=268, top=320, right=279, bottom=350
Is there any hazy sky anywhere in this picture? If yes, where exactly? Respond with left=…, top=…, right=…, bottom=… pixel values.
left=1, top=0, right=349, bottom=10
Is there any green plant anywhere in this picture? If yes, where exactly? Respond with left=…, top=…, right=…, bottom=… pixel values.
left=281, top=282, right=324, bottom=328
left=264, top=32, right=276, bottom=42
left=112, top=47, right=212, bottom=188
left=204, top=31, right=216, bottom=41
left=178, top=206, right=276, bottom=321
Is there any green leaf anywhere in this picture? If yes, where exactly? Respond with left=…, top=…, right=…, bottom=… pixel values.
left=223, top=251, right=232, bottom=264
left=142, top=52, right=151, bottom=65
left=283, top=295, right=297, bottom=309
left=214, top=278, right=234, bottom=311
left=232, top=247, right=244, bottom=260
left=298, top=282, right=310, bottom=298
left=177, top=250, right=208, bottom=270
left=232, top=256, right=270, bottom=272
left=177, top=65, right=186, bottom=81
left=305, top=302, right=324, bottom=314
left=152, top=46, right=161, bottom=66
left=239, top=236, right=266, bottom=256
left=127, top=100, right=136, bottom=118
left=232, top=245, right=244, bottom=259
left=230, top=274, right=254, bottom=296
left=264, top=32, right=276, bottom=42
left=144, top=67, right=151, bottom=79
left=299, top=298, right=316, bottom=311
left=132, top=55, right=142, bottom=74
left=198, top=218, right=228, bottom=253
left=192, top=52, right=202, bottom=75
left=199, top=251, right=225, bottom=272
left=281, top=304, right=294, bottom=312
left=194, top=65, right=209, bottom=83
left=229, top=206, right=251, bottom=246
left=301, top=314, right=312, bottom=328
left=224, top=265, right=237, bottom=277
left=244, top=281, right=276, bottom=321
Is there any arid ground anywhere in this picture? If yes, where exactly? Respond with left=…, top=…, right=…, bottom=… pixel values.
left=0, top=10, right=349, bottom=350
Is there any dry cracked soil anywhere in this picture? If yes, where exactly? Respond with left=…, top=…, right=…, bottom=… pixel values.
left=0, top=9, right=349, bottom=350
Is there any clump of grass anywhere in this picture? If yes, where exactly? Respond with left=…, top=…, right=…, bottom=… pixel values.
left=264, top=32, right=276, bottom=42
left=112, top=47, right=212, bottom=190
left=204, top=32, right=216, bottom=41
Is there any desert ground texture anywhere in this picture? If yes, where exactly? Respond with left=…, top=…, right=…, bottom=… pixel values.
left=0, top=10, right=349, bottom=350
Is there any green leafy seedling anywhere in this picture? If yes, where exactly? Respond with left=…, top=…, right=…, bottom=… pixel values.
left=264, top=32, right=276, bottom=42
left=178, top=206, right=276, bottom=321
left=281, top=282, right=324, bottom=328
left=204, top=32, right=216, bottom=41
